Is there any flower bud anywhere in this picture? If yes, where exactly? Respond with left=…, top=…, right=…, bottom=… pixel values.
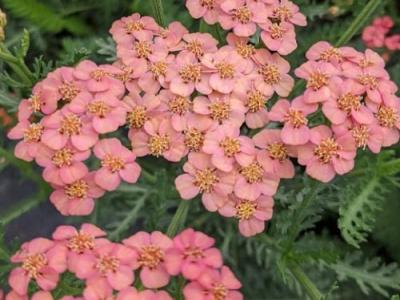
left=0, top=9, right=6, bottom=28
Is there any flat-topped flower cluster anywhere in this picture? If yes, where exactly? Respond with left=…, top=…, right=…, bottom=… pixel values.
left=5, top=225, right=242, bottom=300
left=8, top=1, right=400, bottom=238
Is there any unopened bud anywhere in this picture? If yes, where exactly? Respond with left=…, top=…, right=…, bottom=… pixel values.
left=328, top=6, right=340, bottom=17
left=0, top=9, right=6, bottom=28
left=0, top=28, right=4, bottom=42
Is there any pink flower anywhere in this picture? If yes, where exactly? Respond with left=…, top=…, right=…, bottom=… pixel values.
left=270, top=0, right=307, bottom=26
left=83, top=277, right=113, bottom=300
left=156, top=21, right=189, bottom=50
left=362, top=25, right=386, bottom=48
left=181, top=113, right=215, bottom=153
left=251, top=49, right=294, bottom=97
left=295, top=61, right=340, bottom=103
left=123, top=231, right=173, bottom=289
left=297, top=125, right=357, bottom=182
left=385, top=35, right=400, bottom=51
left=7, top=121, right=44, bottom=162
left=259, top=20, right=297, bottom=55
left=9, top=238, right=66, bottom=295
left=41, top=107, right=98, bottom=151
left=166, top=52, right=212, bottom=96
left=73, top=241, right=137, bottom=291
left=130, top=117, right=186, bottom=162
left=50, top=172, right=105, bottom=216
left=34, top=144, right=90, bottom=185
left=253, top=129, right=296, bottom=178
left=113, top=61, right=148, bottom=93
left=183, top=266, right=243, bottom=300
left=6, top=291, right=54, bottom=300
left=158, top=90, right=193, bottom=132
left=203, top=123, right=255, bottom=172
left=372, top=16, right=394, bottom=33
left=220, top=195, right=274, bottom=237
left=193, top=93, right=246, bottom=127
left=269, top=96, right=317, bottom=145
left=137, top=290, right=173, bottom=300
left=17, top=82, right=59, bottom=117
left=306, top=41, right=359, bottom=67
left=165, top=228, right=223, bottom=280
left=233, top=156, right=280, bottom=200
left=93, top=138, right=141, bottom=191
left=219, top=0, right=265, bottom=37
left=322, top=78, right=374, bottom=125
left=186, top=0, right=223, bottom=25
left=181, top=33, right=219, bottom=59
left=226, top=33, right=256, bottom=73
left=175, top=152, right=235, bottom=212
left=374, top=103, right=400, bottom=147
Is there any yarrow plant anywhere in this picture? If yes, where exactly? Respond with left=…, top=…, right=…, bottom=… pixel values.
left=4, top=225, right=242, bottom=300
left=362, top=16, right=400, bottom=52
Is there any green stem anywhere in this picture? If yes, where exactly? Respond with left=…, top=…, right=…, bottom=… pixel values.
left=166, top=201, right=190, bottom=237
left=288, top=262, right=323, bottom=300
left=0, top=46, right=34, bottom=86
left=140, top=168, right=157, bottom=184
left=335, top=0, right=383, bottom=47
left=150, top=0, right=166, bottom=27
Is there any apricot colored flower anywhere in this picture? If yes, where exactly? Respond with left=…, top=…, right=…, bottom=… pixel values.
left=259, top=20, right=297, bottom=55
left=124, top=92, right=161, bottom=131
left=226, top=33, right=256, bottom=74
left=123, top=231, right=173, bottom=289
left=181, top=113, right=215, bottom=153
left=374, top=103, right=400, bottom=147
left=306, top=41, right=359, bottom=67
left=93, top=138, right=141, bottom=191
left=158, top=90, right=193, bottom=132
left=270, top=0, right=307, bottom=26
left=186, top=0, right=223, bottom=25
left=181, top=32, right=219, bottom=59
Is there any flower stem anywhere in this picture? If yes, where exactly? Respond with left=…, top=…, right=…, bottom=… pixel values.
left=150, top=0, right=166, bottom=27
left=166, top=201, right=190, bottom=237
left=0, top=44, right=34, bottom=86
left=288, top=262, right=323, bottom=300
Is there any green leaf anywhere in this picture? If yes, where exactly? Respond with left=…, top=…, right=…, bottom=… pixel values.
left=15, top=29, right=30, bottom=59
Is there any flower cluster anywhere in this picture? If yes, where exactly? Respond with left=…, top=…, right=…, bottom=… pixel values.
left=186, top=0, right=307, bottom=55
left=362, top=16, right=400, bottom=51
left=5, top=225, right=242, bottom=300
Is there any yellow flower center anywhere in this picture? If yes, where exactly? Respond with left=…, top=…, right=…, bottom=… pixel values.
left=267, top=142, right=288, bottom=161
left=193, top=168, right=219, bottom=193
left=183, top=247, right=204, bottom=259
left=59, top=82, right=80, bottom=102
left=52, top=148, right=73, bottom=167
left=215, top=62, right=235, bottom=79
left=125, top=21, right=144, bottom=33
left=273, top=6, right=293, bottom=22
left=359, top=58, right=374, bottom=68
left=184, top=128, right=205, bottom=152
left=359, top=75, right=378, bottom=89
left=240, top=162, right=264, bottom=183
left=28, top=95, right=41, bottom=112
left=101, top=154, right=125, bottom=173
left=351, top=125, right=369, bottom=148
left=337, top=93, right=361, bottom=113
left=270, top=23, right=284, bottom=39
left=307, top=72, right=328, bottom=90
left=127, top=106, right=147, bottom=129
left=67, top=232, right=95, bottom=253
left=150, top=61, right=167, bottom=78
left=209, top=102, right=230, bottom=122
left=90, top=70, right=108, bottom=81
left=284, top=109, right=308, bottom=128
left=220, top=137, right=240, bottom=157
left=168, top=96, right=191, bottom=115
left=314, top=137, right=339, bottom=164
left=114, top=65, right=133, bottom=82
left=59, top=114, right=82, bottom=136
left=320, top=47, right=342, bottom=62
left=149, top=134, right=170, bottom=157
left=65, top=179, right=89, bottom=199
left=96, top=255, right=120, bottom=274
left=247, top=90, right=265, bottom=113
left=22, top=253, right=47, bottom=279
left=233, top=6, right=252, bottom=24
left=138, top=245, right=164, bottom=269
left=236, top=41, right=255, bottom=58
left=235, top=200, right=257, bottom=221
left=179, top=64, right=202, bottom=83
left=134, top=41, right=152, bottom=58
left=376, top=106, right=397, bottom=128
left=258, top=64, right=281, bottom=85
left=23, top=123, right=43, bottom=142
left=87, top=101, right=110, bottom=118
left=186, top=40, right=204, bottom=58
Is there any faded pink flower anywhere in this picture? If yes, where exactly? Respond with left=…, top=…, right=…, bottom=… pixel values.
left=186, top=0, right=223, bottom=25
left=137, top=290, right=173, bottom=300
left=156, top=21, right=189, bottom=50
left=112, top=61, right=148, bottom=93
left=253, top=129, right=296, bottom=178
left=183, top=266, right=243, bottom=300
left=181, top=113, right=215, bottom=153
left=123, top=231, right=173, bottom=289
left=50, top=172, right=105, bottom=216
left=158, top=90, right=193, bottom=132
left=374, top=103, right=400, bottom=147
left=203, top=123, right=255, bottom=172
left=180, top=33, right=219, bottom=59
left=306, top=41, right=359, bottom=67
left=9, top=238, right=66, bottom=295
left=165, top=228, right=223, bottom=280
left=226, top=33, right=256, bottom=74
left=270, top=0, right=307, bottom=26
left=269, top=96, right=317, bottom=145
left=83, top=276, right=113, bottom=300
left=259, top=20, right=297, bottom=55
left=93, top=138, right=141, bottom=191
left=297, top=125, right=357, bottom=182
left=175, top=152, right=235, bottom=212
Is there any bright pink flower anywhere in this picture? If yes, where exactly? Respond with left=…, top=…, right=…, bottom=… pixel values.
left=219, top=0, right=265, bottom=37
left=203, top=123, right=255, bottom=172
left=372, top=16, right=394, bottom=33
left=226, top=33, right=256, bottom=73
left=253, top=129, right=296, bottom=178
left=297, top=125, right=357, bottom=182
left=251, top=49, right=294, bottom=97
left=41, top=107, right=98, bottom=151
left=362, top=25, right=386, bottom=48
left=186, top=0, right=223, bottom=25
left=34, top=144, right=90, bottom=185
left=385, top=35, right=400, bottom=50
left=295, top=61, right=340, bottom=103
left=7, top=121, right=44, bottom=162
left=269, top=96, right=317, bottom=145
left=93, top=138, right=141, bottom=191
left=158, top=90, right=193, bottom=131
left=259, top=20, right=297, bottom=55
left=175, top=152, right=235, bottom=212
left=130, top=117, right=186, bottom=162
left=123, top=231, right=173, bottom=289
left=374, top=103, right=400, bottom=147
left=180, top=33, right=219, bottom=59
left=9, top=238, right=66, bottom=295
left=233, top=156, right=279, bottom=200
left=73, top=241, right=136, bottom=291
left=322, top=78, right=374, bottom=125
left=220, top=195, right=274, bottom=237
left=165, top=228, right=223, bottom=280
left=193, top=93, right=246, bottom=127
left=166, top=52, right=212, bottom=96
left=73, top=60, right=124, bottom=96
left=50, top=172, right=105, bottom=216
left=183, top=266, right=243, bottom=300
left=270, top=0, right=307, bottom=26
